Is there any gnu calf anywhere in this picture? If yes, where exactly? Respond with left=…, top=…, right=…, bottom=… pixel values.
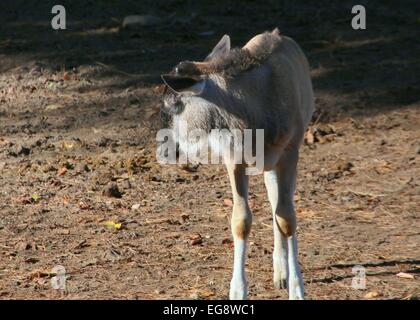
left=159, top=28, right=314, bottom=300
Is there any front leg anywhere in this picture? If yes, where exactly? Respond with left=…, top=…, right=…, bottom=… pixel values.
left=226, top=163, right=252, bottom=300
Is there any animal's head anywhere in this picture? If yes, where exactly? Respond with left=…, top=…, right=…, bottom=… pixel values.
left=159, top=35, right=231, bottom=125
left=159, top=29, right=281, bottom=128
left=162, top=34, right=230, bottom=94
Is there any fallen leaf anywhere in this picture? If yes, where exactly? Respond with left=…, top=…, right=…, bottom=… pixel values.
left=223, top=198, right=233, bottom=206
left=105, top=221, right=121, bottom=229
left=189, top=234, right=203, bottom=245
left=61, top=141, right=76, bottom=150
left=305, top=130, right=314, bottom=145
left=104, top=220, right=122, bottom=230
left=222, top=238, right=233, bottom=248
left=57, top=167, right=68, bottom=176
left=364, top=291, right=380, bottom=299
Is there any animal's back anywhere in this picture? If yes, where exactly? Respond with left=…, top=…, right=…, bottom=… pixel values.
left=270, top=35, right=314, bottom=127
left=237, top=34, right=314, bottom=146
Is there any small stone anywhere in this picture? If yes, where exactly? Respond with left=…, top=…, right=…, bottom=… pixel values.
left=189, top=234, right=202, bottom=245
left=9, top=144, right=30, bottom=157
left=75, top=162, right=88, bottom=173
left=131, top=203, right=141, bottom=210
left=189, top=292, right=200, bottom=300
left=102, top=182, right=122, bottom=198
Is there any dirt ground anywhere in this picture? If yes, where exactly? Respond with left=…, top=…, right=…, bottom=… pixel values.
left=0, top=1, right=419, bottom=300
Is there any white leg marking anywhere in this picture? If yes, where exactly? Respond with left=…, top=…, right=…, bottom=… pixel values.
left=226, top=163, right=251, bottom=300
left=230, top=238, right=247, bottom=300
left=287, top=234, right=304, bottom=300
left=273, top=226, right=288, bottom=289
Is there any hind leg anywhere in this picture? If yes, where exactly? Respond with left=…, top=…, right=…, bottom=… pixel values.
left=265, top=148, right=304, bottom=299
left=264, top=170, right=288, bottom=289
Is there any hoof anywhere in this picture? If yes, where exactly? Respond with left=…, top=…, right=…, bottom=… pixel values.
left=274, top=277, right=288, bottom=290
left=229, top=278, right=247, bottom=300
left=288, top=278, right=304, bottom=300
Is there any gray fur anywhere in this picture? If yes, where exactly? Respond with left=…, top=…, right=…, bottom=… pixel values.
left=162, top=32, right=314, bottom=164
left=160, top=29, right=315, bottom=300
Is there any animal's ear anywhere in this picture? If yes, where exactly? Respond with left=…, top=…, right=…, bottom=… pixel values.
left=161, top=74, right=206, bottom=95
left=204, top=34, right=230, bottom=61
left=271, top=27, right=280, bottom=36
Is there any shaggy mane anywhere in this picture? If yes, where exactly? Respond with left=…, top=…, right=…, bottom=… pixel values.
left=175, top=29, right=282, bottom=78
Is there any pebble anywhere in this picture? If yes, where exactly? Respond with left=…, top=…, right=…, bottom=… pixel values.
left=102, top=182, right=122, bottom=198
left=131, top=203, right=141, bottom=210
left=9, top=144, right=30, bottom=157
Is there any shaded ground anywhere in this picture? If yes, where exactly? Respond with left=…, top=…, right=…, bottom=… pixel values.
left=0, top=0, right=419, bottom=299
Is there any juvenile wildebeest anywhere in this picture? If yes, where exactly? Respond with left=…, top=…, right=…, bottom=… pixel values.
left=159, top=29, right=314, bottom=300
